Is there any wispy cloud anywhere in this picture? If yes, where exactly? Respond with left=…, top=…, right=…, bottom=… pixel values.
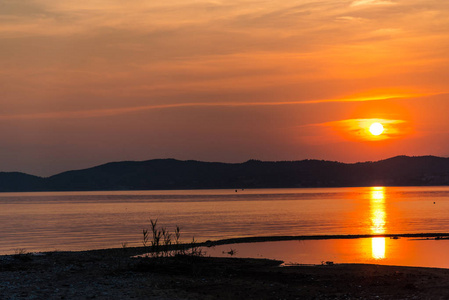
left=350, top=0, right=395, bottom=7
left=0, top=93, right=436, bottom=121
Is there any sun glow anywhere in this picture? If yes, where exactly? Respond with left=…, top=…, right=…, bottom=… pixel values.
left=323, top=118, right=407, bottom=142
left=369, top=122, right=384, bottom=136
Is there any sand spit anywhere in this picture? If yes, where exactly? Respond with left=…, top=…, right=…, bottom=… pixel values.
left=201, top=232, right=449, bottom=246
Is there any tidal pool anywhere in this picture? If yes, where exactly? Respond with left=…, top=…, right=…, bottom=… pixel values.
left=203, top=237, right=449, bottom=268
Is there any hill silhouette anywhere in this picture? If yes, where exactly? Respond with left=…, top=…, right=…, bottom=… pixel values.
left=2, top=155, right=449, bottom=192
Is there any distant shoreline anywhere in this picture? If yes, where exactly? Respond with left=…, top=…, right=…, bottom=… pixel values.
left=3, top=155, right=449, bottom=192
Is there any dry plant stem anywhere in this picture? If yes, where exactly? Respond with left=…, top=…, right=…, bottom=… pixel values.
left=143, top=219, right=203, bottom=257
left=142, top=229, right=150, bottom=247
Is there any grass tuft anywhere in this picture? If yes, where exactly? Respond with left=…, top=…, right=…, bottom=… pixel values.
left=142, top=219, right=205, bottom=258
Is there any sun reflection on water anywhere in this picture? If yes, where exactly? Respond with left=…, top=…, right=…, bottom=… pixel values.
left=371, top=237, right=386, bottom=259
left=370, top=187, right=386, bottom=259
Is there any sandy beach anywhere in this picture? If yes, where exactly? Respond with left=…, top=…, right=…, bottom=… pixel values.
left=2, top=242, right=449, bottom=300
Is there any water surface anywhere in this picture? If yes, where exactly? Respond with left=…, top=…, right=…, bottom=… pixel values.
left=205, top=237, right=449, bottom=269
left=1, top=186, right=449, bottom=254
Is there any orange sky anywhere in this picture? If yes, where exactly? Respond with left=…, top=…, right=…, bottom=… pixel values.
left=1, top=0, right=449, bottom=176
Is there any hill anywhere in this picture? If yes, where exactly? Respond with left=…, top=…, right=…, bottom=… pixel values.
left=0, top=172, right=45, bottom=192
left=2, top=155, right=449, bottom=192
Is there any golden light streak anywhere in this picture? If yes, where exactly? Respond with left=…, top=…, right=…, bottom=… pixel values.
left=370, top=187, right=386, bottom=234
left=370, top=187, right=386, bottom=259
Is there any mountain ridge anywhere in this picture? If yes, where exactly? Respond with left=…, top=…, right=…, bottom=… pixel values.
left=2, top=155, right=449, bottom=192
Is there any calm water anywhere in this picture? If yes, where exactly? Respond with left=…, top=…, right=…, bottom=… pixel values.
left=205, top=238, right=449, bottom=268
left=1, top=186, right=449, bottom=256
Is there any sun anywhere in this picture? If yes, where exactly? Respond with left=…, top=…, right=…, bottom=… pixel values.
left=369, top=122, right=384, bottom=136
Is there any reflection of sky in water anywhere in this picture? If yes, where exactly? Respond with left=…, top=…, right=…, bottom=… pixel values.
left=206, top=186, right=447, bottom=267
left=2, top=187, right=449, bottom=254
left=205, top=238, right=449, bottom=269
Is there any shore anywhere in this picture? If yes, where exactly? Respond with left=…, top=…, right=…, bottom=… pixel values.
left=200, top=232, right=449, bottom=246
left=2, top=242, right=449, bottom=299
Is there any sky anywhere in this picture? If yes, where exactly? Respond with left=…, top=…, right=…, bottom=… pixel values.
left=1, top=0, right=449, bottom=176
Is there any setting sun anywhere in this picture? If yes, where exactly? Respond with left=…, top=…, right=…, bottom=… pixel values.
left=369, top=122, right=384, bottom=136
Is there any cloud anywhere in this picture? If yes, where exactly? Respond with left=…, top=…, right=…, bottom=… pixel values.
left=335, top=16, right=366, bottom=22
left=0, top=92, right=434, bottom=121
left=350, top=0, right=395, bottom=7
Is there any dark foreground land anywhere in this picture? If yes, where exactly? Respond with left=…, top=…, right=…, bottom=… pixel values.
left=2, top=246, right=449, bottom=299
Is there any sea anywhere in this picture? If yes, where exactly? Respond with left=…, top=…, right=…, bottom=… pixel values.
left=2, top=186, right=449, bottom=267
